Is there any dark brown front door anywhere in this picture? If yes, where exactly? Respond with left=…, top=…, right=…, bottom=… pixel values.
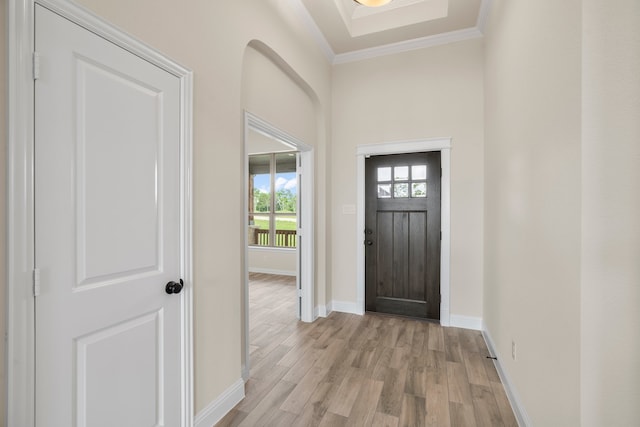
left=365, top=152, right=441, bottom=320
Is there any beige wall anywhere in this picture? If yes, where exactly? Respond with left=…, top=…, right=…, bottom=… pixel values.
left=483, top=0, right=582, bottom=425
left=0, top=0, right=7, bottom=421
left=331, top=39, right=485, bottom=318
left=248, top=248, right=296, bottom=276
left=581, top=0, right=640, bottom=425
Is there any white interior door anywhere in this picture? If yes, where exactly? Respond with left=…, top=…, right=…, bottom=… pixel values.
left=35, top=5, right=184, bottom=426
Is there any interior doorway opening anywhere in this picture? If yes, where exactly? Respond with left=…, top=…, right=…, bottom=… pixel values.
left=243, top=112, right=314, bottom=380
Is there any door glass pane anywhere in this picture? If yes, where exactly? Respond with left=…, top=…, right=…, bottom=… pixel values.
left=378, top=184, right=391, bottom=198
left=394, top=166, right=409, bottom=181
left=275, top=215, right=297, bottom=248
left=377, top=167, right=391, bottom=182
left=275, top=153, right=297, bottom=214
left=394, top=183, right=409, bottom=198
left=412, top=165, right=427, bottom=180
left=412, top=182, right=427, bottom=198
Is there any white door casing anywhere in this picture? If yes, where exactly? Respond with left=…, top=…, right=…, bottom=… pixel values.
left=7, top=1, right=193, bottom=426
left=242, top=112, right=314, bottom=380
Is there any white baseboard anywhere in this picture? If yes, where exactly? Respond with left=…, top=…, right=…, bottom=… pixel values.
left=194, top=378, right=245, bottom=427
left=482, top=326, right=532, bottom=427
left=248, top=267, right=296, bottom=276
left=330, top=300, right=364, bottom=315
left=316, top=303, right=330, bottom=318
left=450, top=314, right=483, bottom=330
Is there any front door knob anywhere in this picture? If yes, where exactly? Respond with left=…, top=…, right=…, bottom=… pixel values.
left=165, top=279, right=184, bottom=294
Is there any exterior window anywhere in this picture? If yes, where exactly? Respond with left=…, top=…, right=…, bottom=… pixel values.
left=377, top=164, right=427, bottom=199
left=249, top=153, right=297, bottom=248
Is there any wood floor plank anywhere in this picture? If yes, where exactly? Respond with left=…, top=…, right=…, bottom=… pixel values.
left=404, top=365, right=428, bottom=397
left=322, top=348, right=358, bottom=384
left=471, top=384, right=504, bottom=427
left=425, top=381, right=451, bottom=427
left=236, top=364, right=289, bottom=413
left=371, top=346, right=394, bottom=381
left=399, top=394, right=426, bottom=427
left=445, top=327, right=464, bottom=363
left=214, top=407, right=248, bottom=427
left=347, top=378, right=384, bottom=426
left=280, top=365, right=329, bottom=414
left=293, top=381, right=337, bottom=427
left=376, top=367, right=409, bottom=417
left=483, top=356, right=502, bottom=383
left=318, top=412, right=349, bottom=427
left=237, top=380, right=297, bottom=427
left=450, top=401, right=478, bottom=427
left=490, top=381, right=519, bottom=427
left=216, top=273, right=518, bottom=427
left=396, top=319, right=416, bottom=348
left=464, top=351, right=491, bottom=387
left=427, top=322, right=445, bottom=351
left=327, top=375, right=364, bottom=417
left=446, top=361, right=473, bottom=405
left=426, top=349, right=447, bottom=371
left=260, top=408, right=298, bottom=426
left=371, top=412, right=400, bottom=427
left=459, top=328, right=481, bottom=353
left=250, top=344, right=292, bottom=381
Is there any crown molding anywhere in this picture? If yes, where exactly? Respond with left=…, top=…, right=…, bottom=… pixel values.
left=295, top=0, right=491, bottom=65
left=333, top=26, right=483, bottom=64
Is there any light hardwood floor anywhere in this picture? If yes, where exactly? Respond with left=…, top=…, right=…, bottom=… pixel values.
left=216, top=273, right=518, bottom=427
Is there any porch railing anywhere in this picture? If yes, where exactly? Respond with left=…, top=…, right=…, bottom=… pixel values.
left=250, top=228, right=297, bottom=248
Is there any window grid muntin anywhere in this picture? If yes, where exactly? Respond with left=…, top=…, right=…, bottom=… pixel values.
left=377, top=164, right=427, bottom=199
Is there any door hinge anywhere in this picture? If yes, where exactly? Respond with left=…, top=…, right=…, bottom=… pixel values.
left=32, top=52, right=41, bottom=80
left=33, top=268, right=41, bottom=297
left=440, top=231, right=442, bottom=241
left=297, top=289, right=302, bottom=298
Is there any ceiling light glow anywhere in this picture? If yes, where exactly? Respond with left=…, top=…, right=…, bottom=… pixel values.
left=354, top=0, right=393, bottom=7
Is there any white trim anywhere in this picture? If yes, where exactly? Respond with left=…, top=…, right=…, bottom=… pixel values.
left=334, top=27, right=483, bottom=64
left=330, top=300, right=364, bottom=315
left=482, top=326, right=531, bottom=427
left=194, top=379, right=245, bottom=427
left=248, top=245, right=296, bottom=253
left=7, top=1, right=194, bottom=426
left=7, top=1, right=36, bottom=426
left=356, top=138, right=451, bottom=326
left=248, top=268, right=297, bottom=277
left=315, top=303, right=331, bottom=318
left=450, top=315, right=483, bottom=331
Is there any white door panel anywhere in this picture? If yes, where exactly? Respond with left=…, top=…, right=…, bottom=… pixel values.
left=35, top=5, right=182, bottom=426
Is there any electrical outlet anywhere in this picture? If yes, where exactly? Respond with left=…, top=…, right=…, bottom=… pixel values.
left=511, top=340, right=517, bottom=361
